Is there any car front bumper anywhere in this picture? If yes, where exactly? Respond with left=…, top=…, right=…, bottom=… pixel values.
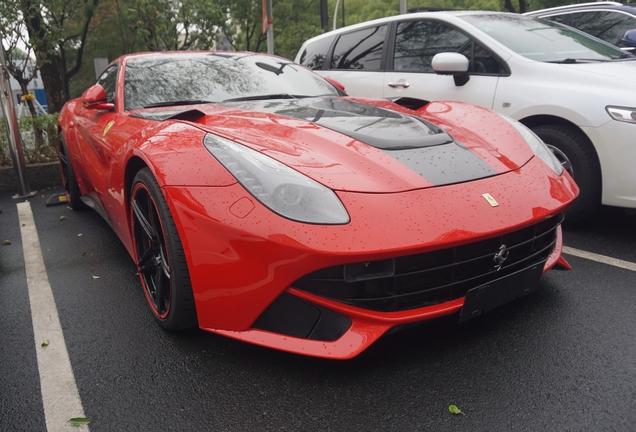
left=164, top=156, right=577, bottom=358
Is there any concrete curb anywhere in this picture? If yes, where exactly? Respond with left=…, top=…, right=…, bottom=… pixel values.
left=0, top=162, right=61, bottom=193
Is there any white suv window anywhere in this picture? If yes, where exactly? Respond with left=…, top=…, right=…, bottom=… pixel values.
left=393, top=19, right=506, bottom=75
left=330, top=25, right=387, bottom=70
left=394, top=20, right=470, bottom=72
left=298, top=34, right=337, bottom=70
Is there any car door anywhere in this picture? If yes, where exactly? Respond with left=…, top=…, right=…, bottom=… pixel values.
left=318, top=24, right=388, bottom=97
left=71, top=64, right=120, bottom=207
left=383, top=19, right=505, bottom=110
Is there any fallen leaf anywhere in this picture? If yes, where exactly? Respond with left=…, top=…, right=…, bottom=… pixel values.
left=92, top=275, right=100, bottom=279
left=60, top=216, right=66, bottom=221
left=1, top=240, right=10, bottom=245
left=78, top=233, right=82, bottom=237
left=449, top=405, right=465, bottom=415
left=42, top=339, right=50, bottom=347
left=68, top=417, right=91, bottom=426
left=21, top=223, right=25, bottom=227
left=82, top=252, right=87, bottom=256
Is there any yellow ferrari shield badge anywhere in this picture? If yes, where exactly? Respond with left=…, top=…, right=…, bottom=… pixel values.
left=482, top=193, right=499, bottom=207
left=103, top=120, right=115, bottom=137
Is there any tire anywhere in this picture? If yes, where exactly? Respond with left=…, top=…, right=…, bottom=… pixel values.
left=532, top=124, right=602, bottom=224
left=58, top=132, right=86, bottom=210
left=130, top=168, right=198, bottom=330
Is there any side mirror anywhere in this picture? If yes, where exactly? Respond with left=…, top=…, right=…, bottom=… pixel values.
left=324, top=77, right=347, bottom=94
left=81, top=84, right=115, bottom=111
left=431, top=53, right=470, bottom=86
left=620, top=29, right=636, bottom=53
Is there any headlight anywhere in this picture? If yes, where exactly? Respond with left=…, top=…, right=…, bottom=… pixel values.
left=606, top=106, right=636, bottom=124
left=203, top=134, right=350, bottom=224
left=500, top=115, right=563, bottom=175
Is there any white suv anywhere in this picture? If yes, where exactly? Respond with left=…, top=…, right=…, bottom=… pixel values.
left=295, top=11, right=636, bottom=223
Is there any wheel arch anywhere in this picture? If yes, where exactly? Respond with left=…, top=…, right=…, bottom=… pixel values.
left=519, top=114, right=601, bottom=167
left=124, top=156, right=150, bottom=220
left=520, top=114, right=577, bottom=131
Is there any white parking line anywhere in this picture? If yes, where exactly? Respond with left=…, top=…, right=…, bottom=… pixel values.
left=17, top=202, right=90, bottom=431
left=563, top=246, right=636, bottom=272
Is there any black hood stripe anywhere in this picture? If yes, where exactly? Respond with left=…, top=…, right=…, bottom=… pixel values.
left=382, top=142, right=497, bottom=187
left=136, top=97, right=499, bottom=186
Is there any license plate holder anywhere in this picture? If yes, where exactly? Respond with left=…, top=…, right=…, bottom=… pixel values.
left=458, top=263, right=545, bottom=323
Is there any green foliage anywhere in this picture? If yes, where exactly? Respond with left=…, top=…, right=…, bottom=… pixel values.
left=407, top=0, right=500, bottom=12
left=338, top=0, right=400, bottom=27
left=122, top=0, right=223, bottom=51
left=0, top=114, right=59, bottom=167
left=272, top=0, right=324, bottom=60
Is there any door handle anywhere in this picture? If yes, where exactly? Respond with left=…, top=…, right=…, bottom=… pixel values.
left=388, top=81, right=410, bottom=88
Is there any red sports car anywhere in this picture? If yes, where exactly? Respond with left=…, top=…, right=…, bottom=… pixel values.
left=58, top=51, right=578, bottom=359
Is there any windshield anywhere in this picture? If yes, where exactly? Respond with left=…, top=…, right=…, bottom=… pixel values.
left=460, top=14, right=629, bottom=62
left=123, top=53, right=339, bottom=111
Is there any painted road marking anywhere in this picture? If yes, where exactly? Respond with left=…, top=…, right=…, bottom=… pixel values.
left=563, top=246, right=636, bottom=272
left=17, top=202, right=90, bottom=431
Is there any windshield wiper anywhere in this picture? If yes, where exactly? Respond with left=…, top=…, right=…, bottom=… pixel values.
left=544, top=58, right=608, bottom=64
left=143, top=99, right=215, bottom=108
left=222, top=94, right=309, bottom=103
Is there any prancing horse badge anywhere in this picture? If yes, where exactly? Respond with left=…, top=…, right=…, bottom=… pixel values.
left=482, top=193, right=499, bottom=207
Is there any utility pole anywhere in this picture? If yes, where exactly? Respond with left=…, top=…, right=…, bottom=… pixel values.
left=265, top=0, right=274, bottom=54
left=0, top=45, right=36, bottom=198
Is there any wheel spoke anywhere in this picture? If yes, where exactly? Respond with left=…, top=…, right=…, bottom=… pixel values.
left=132, top=197, right=156, bottom=241
left=137, top=247, right=157, bottom=272
left=158, top=245, right=171, bottom=280
left=154, top=262, right=166, bottom=311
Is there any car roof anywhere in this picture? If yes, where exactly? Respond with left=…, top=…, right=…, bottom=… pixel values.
left=301, top=10, right=513, bottom=44
left=525, top=1, right=636, bottom=16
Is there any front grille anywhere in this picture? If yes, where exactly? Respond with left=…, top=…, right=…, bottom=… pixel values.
left=293, top=214, right=563, bottom=312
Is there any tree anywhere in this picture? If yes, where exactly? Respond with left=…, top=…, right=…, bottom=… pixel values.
left=6, top=0, right=101, bottom=113
left=217, top=0, right=267, bottom=53
left=0, top=10, right=45, bottom=146
left=122, top=0, right=224, bottom=51
left=216, top=0, right=324, bottom=60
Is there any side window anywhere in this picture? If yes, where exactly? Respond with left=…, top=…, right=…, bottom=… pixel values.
left=394, top=20, right=470, bottom=72
left=461, top=42, right=507, bottom=75
left=568, top=11, right=636, bottom=45
left=299, top=35, right=337, bottom=70
left=541, top=14, right=569, bottom=25
left=330, top=25, right=387, bottom=70
left=96, top=65, right=118, bottom=104
left=394, top=20, right=505, bottom=75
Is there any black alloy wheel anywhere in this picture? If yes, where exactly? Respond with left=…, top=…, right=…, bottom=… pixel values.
left=130, top=168, right=197, bottom=330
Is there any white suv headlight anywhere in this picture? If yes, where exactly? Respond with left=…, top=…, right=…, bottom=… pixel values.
left=499, top=115, right=563, bottom=175
left=606, top=106, right=636, bottom=124
left=204, top=134, right=350, bottom=224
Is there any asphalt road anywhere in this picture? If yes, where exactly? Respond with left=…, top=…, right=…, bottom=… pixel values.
left=1, top=186, right=635, bottom=431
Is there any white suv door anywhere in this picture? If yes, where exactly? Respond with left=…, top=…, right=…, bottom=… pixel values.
left=383, top=19, right=503, bottom=109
